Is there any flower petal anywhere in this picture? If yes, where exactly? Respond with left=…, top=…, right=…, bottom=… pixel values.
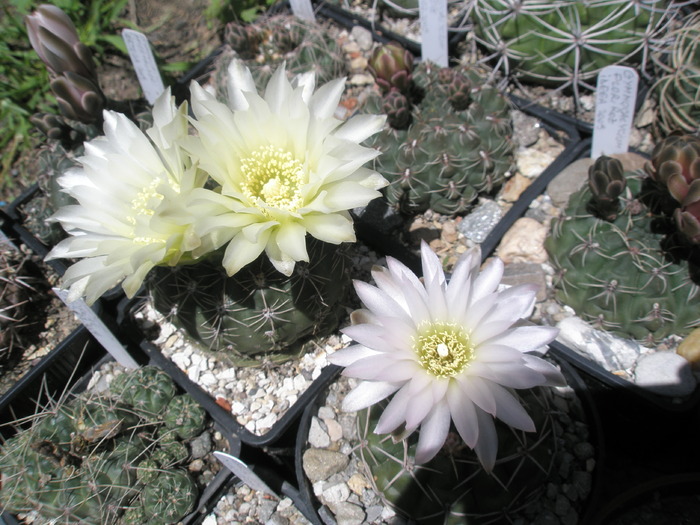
left=484, top=325, right=559, bottom=352
left=415, top=401, right=451, bottom=464
left=342, top=381, right=401, bottom=412
left=447, top=382, right=478, bottom=448
left=473, top=407, right=498, bottom=472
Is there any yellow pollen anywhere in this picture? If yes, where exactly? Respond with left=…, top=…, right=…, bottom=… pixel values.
left=240, top=145, right=306, bottom=212
left=414, top=322, right=474, bottom=378
left=126, top=178, right=170, bottom=245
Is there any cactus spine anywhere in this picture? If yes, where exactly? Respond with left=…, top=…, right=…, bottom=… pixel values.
left=0, top=366, right=208, bottom=524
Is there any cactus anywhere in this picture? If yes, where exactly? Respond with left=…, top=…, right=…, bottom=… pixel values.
left=546, top=154, right=700, bottom=345
left=213, top=14, right=346, bottom=94
left=356, top=384, right=568, bottom=523
left=470, top=0, right=679, bottom=102
left=0, top=366, right=210, bottom=524
left=146, top=237, right=350, bottom=366
left=645, top=134, right=700, bottom=245
left=0, top=248, right=51, bottom=372
left=365, top=58, right=515, bottom=216
left=653, top=10, right=700, bottom=136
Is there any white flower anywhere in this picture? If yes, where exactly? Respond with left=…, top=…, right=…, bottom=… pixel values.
left=184, top=61, right=387, bottom=277
left=329, top=242, right=564, bottom=470
left=46, top=90, right=207, bottom=304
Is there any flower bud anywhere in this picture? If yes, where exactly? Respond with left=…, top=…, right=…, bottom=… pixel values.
left=368, top=42, right=414, bottom=95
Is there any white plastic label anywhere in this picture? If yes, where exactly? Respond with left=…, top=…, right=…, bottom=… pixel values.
left=419, top=0, right=448, bottom=67
left=290, top=0, right=315, bottom=21
left=122, top=29, right=165, bottom=105
left=591, top=65, right=639, bottom=159
left=53, top=288, right=139, bottom=368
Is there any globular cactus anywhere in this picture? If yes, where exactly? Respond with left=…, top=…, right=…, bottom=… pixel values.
left=469, top=0, right=679, bottom=102
left=0, top=248, right=50, bottom=372
left=652, top=10, right=700, bottom=136
left=645, top=134, right=700, bottom=244
left=0, top=366, right=208, bottom=524
left=146, top=237, right=350, bottom=366
left=357, top=385, right=570, bottom=523
left=213, top=14, right=346, bottom=94
left=546, top=153, right=700, bottom=345
left=365, top=57, right=515, bottom=216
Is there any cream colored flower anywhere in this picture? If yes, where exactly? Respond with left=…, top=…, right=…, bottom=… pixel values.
left=46, top=90, right=207, bottom=304
left=329, top=242, right=564, bottom=470
left=185, top=61, right=387, bottom=276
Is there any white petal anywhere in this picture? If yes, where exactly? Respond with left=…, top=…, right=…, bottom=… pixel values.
left=460, top=376, right=497, bottom=415
left=490, top=385, right=535, bottom=432
left=469, top=361, right=546, bottom=389
left=415, top=401, right=451, bottom=464
left=473, top=407, right=498, bottom=472
left=221, top=231, right=268, bottom=276
left=404, top=382, right=435, bottom=430
left=354, top=280, right=412, bottom=323
left=522, top=354, right=567, bottom=386
left=333, top=114, right=386, bottom=143
left=471, top=257, right=503, bottom=304
left=226, top=60, right=256, bottom=110
left=447, top=383, right=478, bottom=448
left=309, top=77, right=345, bottom=120
left=342, top=381, right=401, bottom=412
left=264, top=62, right=292, bottom=114
left=302, top=212, right=355, bottom=244
left=374, top=384, right=414, bottom=434
left=328, top=344, right=379, bottom=367
left=273, top=222, right=309, bottom=263
left=343, top=354, right=415, bottom=382
left=484, top=325, right=559, bottom=353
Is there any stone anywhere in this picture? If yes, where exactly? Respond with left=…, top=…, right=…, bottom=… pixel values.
left=350, top=25, right=374, bottom=51
left=634, top=351, right=697, bottom=397
left=677, top=328, right=700, bottom=366
left=610, top=152, right=648, bottom=172
left=347, top=473, right=371, bottom=495
left=556, top=316, right=642, bottom=372
left=329, top=501, right=365, bottom=525
left=496, top=217, right=548, bottom=264
left=323, top=417, right=344, bottom=442
left=546, top=158, right=591, bottom=208
left=501, top=262, right=548, bottom=302
left=457, top=200, right=502, bottom=242
left=500, top=173, right=532, bottom=202
left=322, top=482, right=350, bottom=504
left=511, top=110, right=541, bottom=148
left=308, top=417, right=331, bottom=448
left=189, top=431, right=212, bottom=459
left=303, top=448, right=349, bottom=483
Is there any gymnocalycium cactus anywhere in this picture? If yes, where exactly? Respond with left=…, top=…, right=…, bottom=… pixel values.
left=365, top=50, right=515, bottom=216
left=652, top=10, right=700, bottom=136
left=546, top=145, right=700, bottom=345
left=469, top=0, right=679, bottom=102
left=0, top=366, right=208, bottom=524
left=213, top=13, right=346, bottom=94
left=147, top=237, right=349, bottom=365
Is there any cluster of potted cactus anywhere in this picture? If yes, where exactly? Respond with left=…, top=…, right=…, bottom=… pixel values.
left=1, top=1, right=700, bottom=524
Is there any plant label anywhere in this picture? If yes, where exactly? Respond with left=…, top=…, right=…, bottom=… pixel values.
left=53, top=287, right=139, bottom=368
left=122, top=29, right=165, bottom=105
left=214, top=452, right=279, bottom=498
left=591, top=65, right=639, bottom=159
left=290, top=0, right=315, bottom=21
left=420, top=0, right=448, bottom=67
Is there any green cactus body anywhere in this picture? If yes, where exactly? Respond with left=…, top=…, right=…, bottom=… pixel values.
left=367, top=61, right=514, bottom=216
left=471, top=0, right=676, bottom=94
left=139, top=470, right=197, bottom=525
left=546, top=170, right=700, bottom=344
left=357, top=386, right=557, bottom=523
left=214, top=14, right=346, bottom=94
left=146, top=238, right=350, bottom=365
left=0, top=367, right=209, bottom=524
left=653, top=11, right=700, bottom=136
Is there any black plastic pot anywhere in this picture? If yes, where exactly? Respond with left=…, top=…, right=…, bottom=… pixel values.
left=588, top=473, right=700, bottom=525
left=0, top=328, right=242, bottom=525
left=294, top=355, right=604, bottom=525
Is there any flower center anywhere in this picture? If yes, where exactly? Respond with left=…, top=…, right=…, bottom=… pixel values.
left=240, top=145, right=306, bottom=212
left=127, top=179, right=166, bottom=245
left=415, top=322, right=474, bottom=378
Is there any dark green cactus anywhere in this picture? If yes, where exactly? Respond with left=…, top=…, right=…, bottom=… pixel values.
left=146, top=237, right=350, bottom=366
left=470, top=0, right=679, bottom=102
left=366, top=60, right=514, bottom=216
left=0, top=366, right=210, bottom=524
left=214, top=14, right=346, bottom=94
left=163, top=394, right=206, bottom=440
left=356, top=386, right=559, bottom=523
left=546, top=157, right=700, bottom=344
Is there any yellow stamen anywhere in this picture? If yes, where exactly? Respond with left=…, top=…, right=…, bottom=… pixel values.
left=240, top=145, right=306, bottom=212
left=415, top=321, right=474, bottom=378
